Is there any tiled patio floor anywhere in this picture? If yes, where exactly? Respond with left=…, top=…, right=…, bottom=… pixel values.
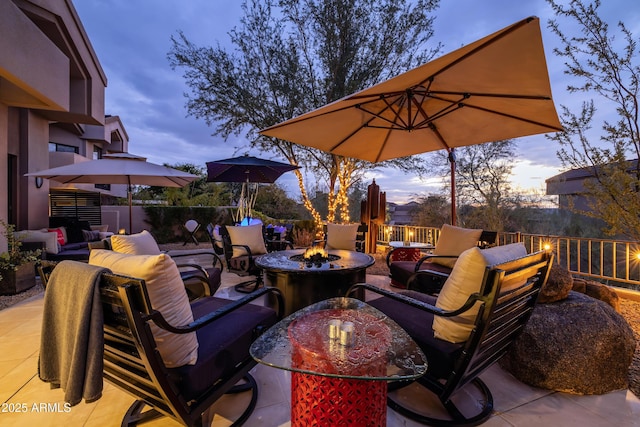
left=1, top=268, right=639, bottom=426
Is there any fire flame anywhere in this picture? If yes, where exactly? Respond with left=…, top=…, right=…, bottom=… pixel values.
left=303, top=246, right=328, bottom=260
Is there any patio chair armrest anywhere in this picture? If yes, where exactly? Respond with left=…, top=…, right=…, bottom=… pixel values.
left=346, top=283, right=482, bottom=318
left=385, top=248, right=394, bottom=268
left=406, top=270, right=450, bottom=294
left=283, top=240, right=294, bottom=249
left=415, top=254, right=459, bottom=271
left=175, top=263, right=212, bottom=297
left=230, top=243, right=255, bottom=258
left=147, top=286, right=285, bottom=333
left=265, top=239, right=294, bottom=251
left=166, top=250, right=224, bottom=269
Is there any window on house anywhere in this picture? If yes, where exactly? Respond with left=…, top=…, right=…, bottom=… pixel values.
left=48, top=142, right=78, bottom=153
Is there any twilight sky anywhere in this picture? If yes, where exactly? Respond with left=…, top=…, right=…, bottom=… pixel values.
left=73, top=0, right=639, bottom=203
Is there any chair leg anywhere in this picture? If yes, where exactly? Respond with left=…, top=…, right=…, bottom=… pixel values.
left=184, top=234, right=199, bottom=246
left=387, top=377, right=494, bottom=427
left=121, top=375, right=258, bottom=427
left=234, top=280, right=260, bottom=293
left=226, top=374, right=259, bottom=427
left=121, top=400, right=164, bottom=426
left=233, top=275, right=263, bottom=294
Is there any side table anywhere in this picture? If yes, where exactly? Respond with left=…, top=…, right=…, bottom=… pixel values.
left=388, top=241, right=434, bottom=261
left=250, top=297, right=427, bottom=426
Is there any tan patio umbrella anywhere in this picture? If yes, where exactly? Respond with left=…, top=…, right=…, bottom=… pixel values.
left=26, top=153, right=197, bottom=233
left=260, top=16, right=563, bottom=224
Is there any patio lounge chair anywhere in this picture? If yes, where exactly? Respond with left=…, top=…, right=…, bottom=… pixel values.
left=89, top=231, right=223, bottom=301
left=39, top=260, right=284, bottom=426
left=219, top=224, right=266, bottom=293
left=348, top=245, right=552, bottom=426
left=387, top=226, right=497, bottom=292
left=264, top=224, right=294, bottom=252
left=182, top=219, right=200, bottom=246
left=314, top=223, right=368, bottom=252
left=205, top=223, right=225, bottom=255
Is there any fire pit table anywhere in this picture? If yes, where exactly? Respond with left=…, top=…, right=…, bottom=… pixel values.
left=256, top=249, right=374, bottom=316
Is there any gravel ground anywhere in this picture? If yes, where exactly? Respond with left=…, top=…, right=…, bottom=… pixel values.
left=0, top=280, right=44, bottom=310
left=2, top=248, right=638, bottom=397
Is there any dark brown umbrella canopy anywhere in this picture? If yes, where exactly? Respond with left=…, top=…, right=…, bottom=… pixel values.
left=206, top=155, right=300, bottom=183
left=206, top=155, right=300, bottom=224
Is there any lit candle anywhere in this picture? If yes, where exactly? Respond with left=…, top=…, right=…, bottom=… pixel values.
left=328, top=319, right=342, bottom=340
left=339, top=321, right=355, bottom=347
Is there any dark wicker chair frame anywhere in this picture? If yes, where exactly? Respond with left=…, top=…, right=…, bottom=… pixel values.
left=39, top=262, right=284, bottom=427
left=348, top=250, right=553, bottom=426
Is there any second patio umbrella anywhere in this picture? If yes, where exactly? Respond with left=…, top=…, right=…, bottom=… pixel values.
left=206, top=155, right=299, bottom=223
left=260, top=16, right=563, bottom=224
left=26, top=153, right=198, bottom=233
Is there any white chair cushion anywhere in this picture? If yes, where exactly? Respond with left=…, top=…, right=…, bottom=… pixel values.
left=111, top=230, right=161, bottom=255
left=433, top=243, right=527, bottom=343
left=226, top=224, right=267, bottom=258
left=431, top=224, right=483, bottom=268
left=90, top=224, right=109, bottom=233
left=326, top=223, right=360, bottom=251
left=47, top=227, right=66, bottom=245
left=89, top=250, right=198, bottom=367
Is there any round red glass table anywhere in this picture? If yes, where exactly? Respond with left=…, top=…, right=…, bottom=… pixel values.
left=250, top=297, right=427, bottom=426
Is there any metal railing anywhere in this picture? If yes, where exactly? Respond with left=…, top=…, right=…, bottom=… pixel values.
left=377, top=225, right=640, bottom=290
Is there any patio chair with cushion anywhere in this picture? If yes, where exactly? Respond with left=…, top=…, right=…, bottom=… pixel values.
left=264, top=224, right=295, bottom=252
left=387, top=225, right=496, bottom=292
left=39, top=257, right=284, bottom=426
left=314, top=223, right=368, bottom=252
left=348, top=244, right=553, bottom=425
left=408, top=229, right=498, bottom=295
left=219, top=224, right=267, bottom=294
left=102, top=230, right=223, bottom=301
left=205, top=223, right=225, bottom=255
left=182, top=219, right=200, bottom=246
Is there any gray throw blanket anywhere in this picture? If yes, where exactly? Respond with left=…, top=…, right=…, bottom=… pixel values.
left=38, top=260, right=109, bottom=406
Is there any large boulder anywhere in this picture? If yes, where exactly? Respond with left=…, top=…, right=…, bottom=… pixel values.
left=538, top=263, right=573, bottom=303
left=572, top=278, right=620, bottom=312
left=500, top=291, right=636, bottom=395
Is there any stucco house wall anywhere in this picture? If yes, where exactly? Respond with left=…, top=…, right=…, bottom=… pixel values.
left=0, top=0, right=128, bottom=253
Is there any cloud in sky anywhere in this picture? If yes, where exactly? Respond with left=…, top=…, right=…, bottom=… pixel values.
left=74, top=0, right=640, bottom=203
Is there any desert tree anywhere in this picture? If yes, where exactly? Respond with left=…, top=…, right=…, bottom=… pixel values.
left=428, top=140, right=520, bottom=231
left=410, top=194, right=450, bottom=227
left=167, top=0, right=439, bottom=227
left=547, top=0, right=640, bottom=239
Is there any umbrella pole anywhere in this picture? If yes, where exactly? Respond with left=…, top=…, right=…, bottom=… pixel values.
left=448, top=149, right=457, bottom=226
left=128, top=183, right=133, bottom=234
